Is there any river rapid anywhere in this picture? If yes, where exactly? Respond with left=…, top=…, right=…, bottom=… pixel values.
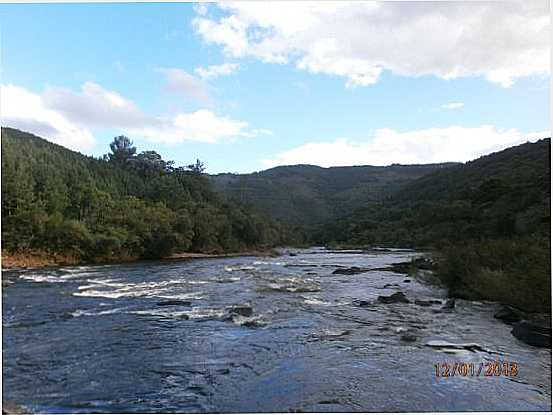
left=2, top=248, right=551, bottom=412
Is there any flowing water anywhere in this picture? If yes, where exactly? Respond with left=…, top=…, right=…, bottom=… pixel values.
left=2, top=248, right=551, bottom=412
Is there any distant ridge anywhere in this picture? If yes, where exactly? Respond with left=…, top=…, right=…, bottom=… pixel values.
left=211, top=162, right=459, bottom=228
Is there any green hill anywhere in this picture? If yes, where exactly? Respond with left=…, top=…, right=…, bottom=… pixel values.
left=1, top=127, right=286, bottom=264
left=211, top=162, right=456, bottom=229
left=319, top=138, right=550, bottom=312
left=320, top=138, right=550, bottom=246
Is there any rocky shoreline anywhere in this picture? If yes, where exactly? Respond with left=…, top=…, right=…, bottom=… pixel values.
left=334, top=257, right=551, bottom=349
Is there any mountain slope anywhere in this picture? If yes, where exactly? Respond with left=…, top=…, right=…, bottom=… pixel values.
left=320, top=138, right=550, bottom=246
left=1, top=127, right=286, bottom=264
left=211, top=162, right=457, bottom=228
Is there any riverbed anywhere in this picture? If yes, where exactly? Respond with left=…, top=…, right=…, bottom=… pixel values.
left=2, top=248, right=551, bottom=412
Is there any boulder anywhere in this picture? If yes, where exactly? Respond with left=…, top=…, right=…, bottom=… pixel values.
left=229, top=305, right=253, bottom=317
left=494, top=305, right=524, bottom=324
left=403, top=279, right=411, bottom=283
left=377, top=291, right=410, bottom=304
left=511, top=321, right=551, bottom=348
left=370, top=257, right=433, bottom=274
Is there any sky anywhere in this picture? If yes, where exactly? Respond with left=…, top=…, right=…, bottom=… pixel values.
left=0, top=1, right=550, bottom=174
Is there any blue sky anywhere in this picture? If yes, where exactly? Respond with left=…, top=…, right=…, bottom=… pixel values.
left=1, top=1, right=550, bottom=173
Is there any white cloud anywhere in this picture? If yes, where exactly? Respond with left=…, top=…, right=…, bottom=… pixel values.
left=1, top=84, right=95, bottom=151
left=195, top=63, right=239, bottom=79
left=262, top=126, right=549, bottom=168
left=158, top=67, right=212, bottom=105
left=139, top=109, right=259, bottom=144
left=2, top=82, right=267, bottom=147
left=441, top=102, right=464, bottom=110
left=193, top=1, right=550, bottom=88
left=43, top=82, right=156, bottom=129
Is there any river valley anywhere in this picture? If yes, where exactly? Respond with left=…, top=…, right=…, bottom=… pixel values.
left=2, top=248, right=551, bottom=412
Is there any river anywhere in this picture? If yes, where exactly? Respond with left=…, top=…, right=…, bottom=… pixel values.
left=2, top=248, right=551, bottom=412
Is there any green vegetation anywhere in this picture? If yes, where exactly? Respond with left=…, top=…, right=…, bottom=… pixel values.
left=211, top=162, right=456, bottom=230
left=1, top=128, right=288, bottom=263
left=437, top=237, right=550, bottom=312
left=316, top=139, right=551, bottom=312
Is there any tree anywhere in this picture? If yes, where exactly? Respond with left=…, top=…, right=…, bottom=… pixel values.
left=187, top=159, right=206, bottom=175
left=107, top=135, right=136, bottom=165
left=133, top=150, right=175, bottom=178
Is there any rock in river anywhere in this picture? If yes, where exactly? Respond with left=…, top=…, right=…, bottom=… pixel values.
left=156, top=300, right=192, bottom=307
left=415, top=299, right=439, bottom=307
left=332, top=266, right=370, bottom=275
left=511, top=321, right=551, bottom=348
left=228, top=305, right=253, bottom=317
left=377, top=291, right=410, bottom=304
left=494, top=305, right=525, bottom=324
left=353, top=299, right=372, bottom=307
left=400, top=332, right=418, bottom=342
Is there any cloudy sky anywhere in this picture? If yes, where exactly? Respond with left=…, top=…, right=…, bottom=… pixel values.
left=1, top=1, right=550, bottom=173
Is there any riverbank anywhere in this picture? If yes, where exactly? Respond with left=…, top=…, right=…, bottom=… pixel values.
left=1, top=250, right=80, bottom=269
left=1, top=249, right=280, bottom=270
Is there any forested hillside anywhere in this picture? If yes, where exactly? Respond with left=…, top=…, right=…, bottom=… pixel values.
left=211, top=162, right=456, bottom=229
left=318, top=138, right=550, bottom=246
left=318, top=138, right=551, bottom=312
left=1, top=128, right=288, bottom=264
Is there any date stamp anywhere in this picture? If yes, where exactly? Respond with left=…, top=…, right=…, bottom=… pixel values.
left=434, top=361, right=519, bottom=378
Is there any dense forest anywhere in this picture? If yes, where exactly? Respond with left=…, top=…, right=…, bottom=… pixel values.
left=1, top=128, right=292, bottom=264
left=316, top=138, right=550, bottom=247
left=212, top=162, right=456, bottom=229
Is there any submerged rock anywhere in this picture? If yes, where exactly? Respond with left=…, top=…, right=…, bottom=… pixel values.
left=382, top=283, right=400, bottom=289
left=400, top=332, right=418, bottom=342
left=377, top=291, right=410, bottom=304
left=494, top=305, right=525, bottom=324
left=332, top=266, right=370, bottom=275
left=415, top=299, right=442, bottom=307
left=353, top=299, right=372, bottom=307
left=156, top=300, right=192, bottom=307
left=258, top=277, right=320, bottom=293
left=414, top=299, right=432, bottom=307
left=511, top=321, right=551, bottom=348
left=307, top=329, right=352, bottom=342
